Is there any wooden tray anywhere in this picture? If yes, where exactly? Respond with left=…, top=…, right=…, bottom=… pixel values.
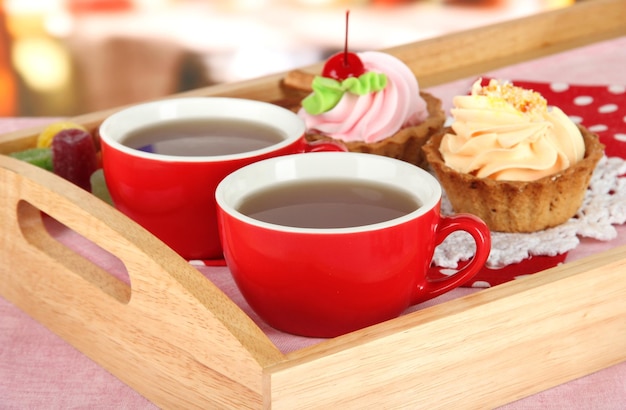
left=1, top=1, right=625, bottom=408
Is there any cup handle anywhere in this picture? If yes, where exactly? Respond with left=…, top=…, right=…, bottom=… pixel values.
left=304, top=139, right=347, bottom=152
left=415, top=214, right=491, bottom=303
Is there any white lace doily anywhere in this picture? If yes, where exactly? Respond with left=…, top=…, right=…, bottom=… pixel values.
left=433, top=155, right=626, bottom=269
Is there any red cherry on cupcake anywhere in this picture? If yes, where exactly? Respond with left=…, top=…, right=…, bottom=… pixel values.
left=322, top=52, right=365, bottom=81
left=321, top=10, right=365, bottom=81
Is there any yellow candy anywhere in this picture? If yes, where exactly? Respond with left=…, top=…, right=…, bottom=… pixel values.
left=36, top=121, right=88, bottom=148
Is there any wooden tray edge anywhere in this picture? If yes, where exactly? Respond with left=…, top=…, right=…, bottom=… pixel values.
left=267, top=244, right=626, bottom=408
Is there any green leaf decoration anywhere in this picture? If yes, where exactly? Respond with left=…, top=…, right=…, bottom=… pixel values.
left=302, top=72, right=388, bottom=115
left=302, top=77, right=344, bottom=115
left=343, top=72, right=388, bottom=95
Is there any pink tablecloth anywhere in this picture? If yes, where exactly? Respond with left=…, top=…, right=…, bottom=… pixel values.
left=1, top=37, right=626, bottom=409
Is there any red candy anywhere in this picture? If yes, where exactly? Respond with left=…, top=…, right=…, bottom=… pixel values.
left=321, top=10, right=365, bottom=81
left=52, top=128, right=98, bottom=191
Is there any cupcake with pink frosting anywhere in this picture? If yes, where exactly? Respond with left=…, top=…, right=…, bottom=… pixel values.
left=296, top=51, right=445, bottom=168
left=423, top=78, right=604, bottom=232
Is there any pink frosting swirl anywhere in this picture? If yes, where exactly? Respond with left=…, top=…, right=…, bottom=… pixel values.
left=297, top=51, right=428, bottom=143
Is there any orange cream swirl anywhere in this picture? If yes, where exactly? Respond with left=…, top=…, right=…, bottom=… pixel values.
left=440, top=79, right=585, bottom=181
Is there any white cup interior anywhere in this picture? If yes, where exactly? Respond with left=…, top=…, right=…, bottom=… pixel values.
left=216, top=152, right=442, bottom=233
left=98, top=97, right=305, bottom=162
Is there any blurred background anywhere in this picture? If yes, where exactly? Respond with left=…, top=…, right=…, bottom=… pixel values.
left=0, top=0, right=575, bottom=118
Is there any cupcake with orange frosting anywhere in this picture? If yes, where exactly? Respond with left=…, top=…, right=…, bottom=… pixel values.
left=423, top=78, right=604, bottom=232
left=294, top=51, right=445, bottom=168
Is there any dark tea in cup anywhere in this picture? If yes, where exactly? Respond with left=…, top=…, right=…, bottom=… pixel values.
left=237, top=179, right=421, bottom=229
left=121, top=118, right=286, bottom=157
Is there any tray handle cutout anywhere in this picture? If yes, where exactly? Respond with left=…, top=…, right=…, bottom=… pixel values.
left=17, top=199, right=131, bottom=304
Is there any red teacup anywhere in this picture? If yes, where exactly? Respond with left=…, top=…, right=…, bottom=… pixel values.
left=216, top=152, right=491, bottom=337
left=99, top=97, right=342, bottom=260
